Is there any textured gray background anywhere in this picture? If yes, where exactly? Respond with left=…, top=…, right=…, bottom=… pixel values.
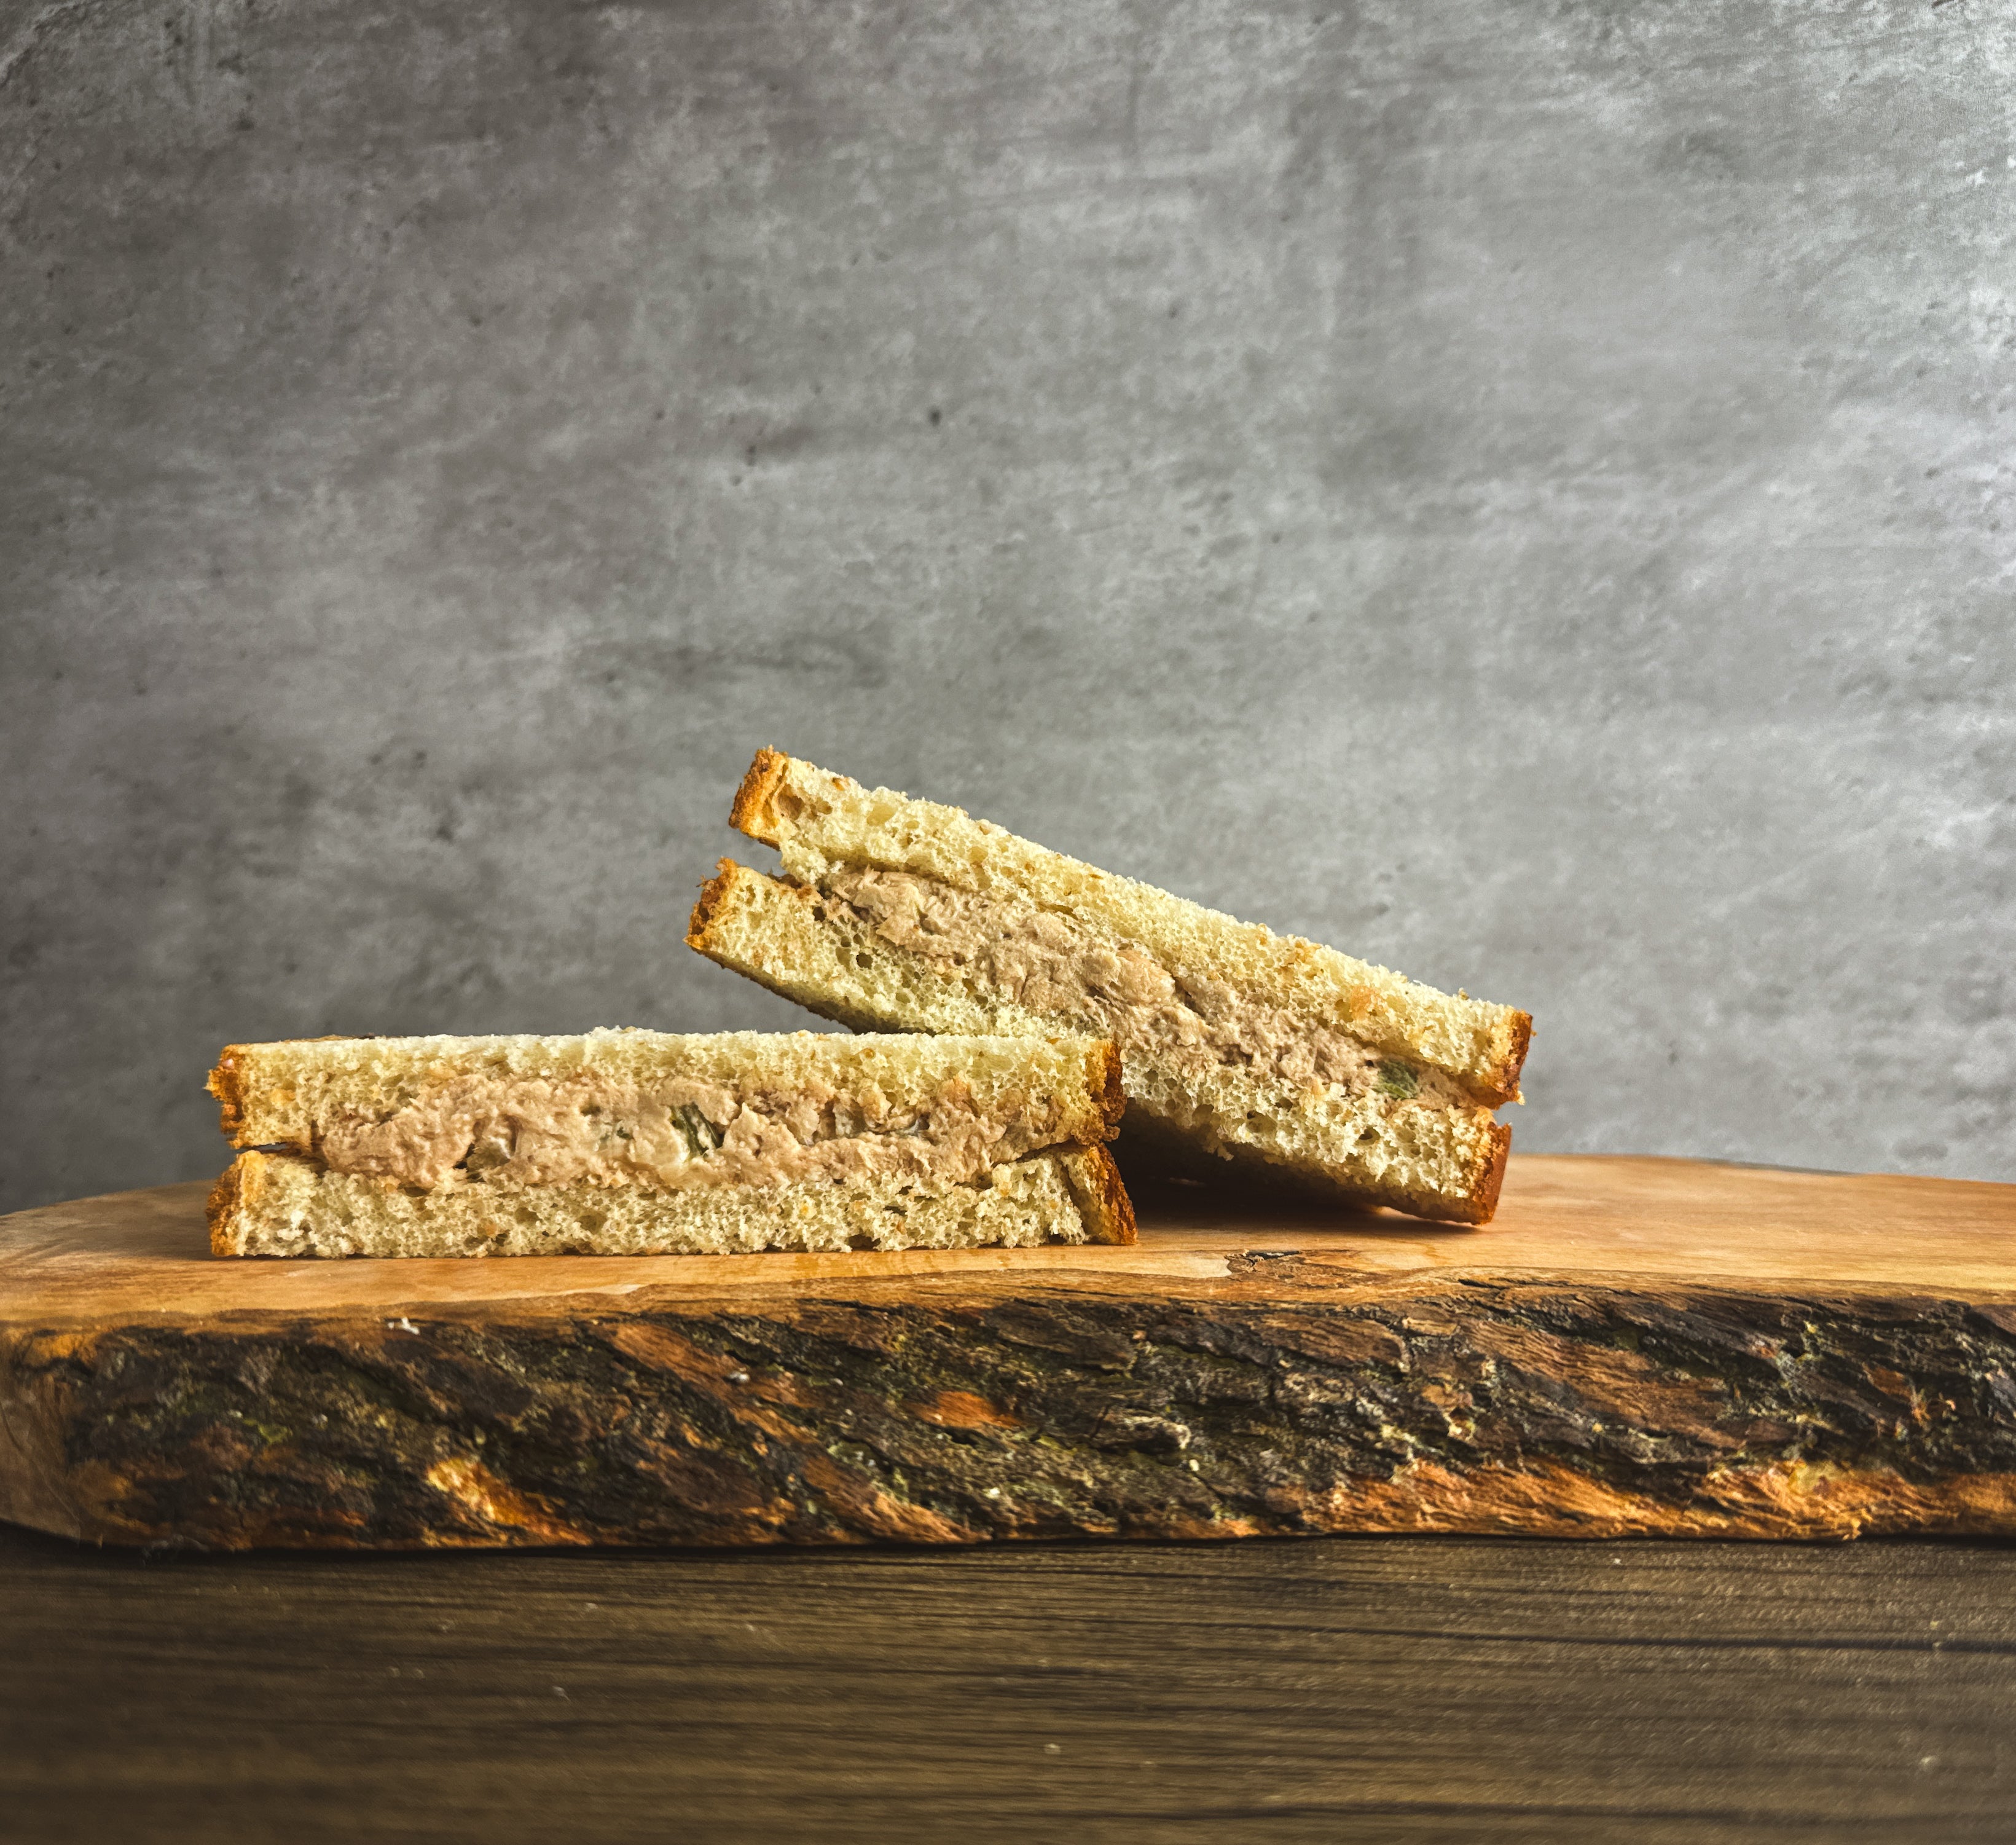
left=4, top=0, right=2012, bottom=1215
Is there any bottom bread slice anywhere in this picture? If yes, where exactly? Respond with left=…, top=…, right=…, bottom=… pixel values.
left=210, top=1144, right=1135, bottom=1258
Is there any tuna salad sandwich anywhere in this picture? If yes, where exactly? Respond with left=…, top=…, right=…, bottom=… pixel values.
left=689, top=751, right=1531, bottom=1225
left=208, top=1028, right=1134, bottom=1257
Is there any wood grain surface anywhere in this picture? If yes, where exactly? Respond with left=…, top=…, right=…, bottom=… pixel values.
left=7, top=1155, right=2016, bottom=1550
left=4, top=1520, right=2014, bottom=1844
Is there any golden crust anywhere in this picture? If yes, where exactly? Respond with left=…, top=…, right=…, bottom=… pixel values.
left=1086, top=1037, right=1126, bottom=1142
left=206, top=1048, right=252, bottom=1142
left=1476, top=1119, right=1513, bottom=1221
left=1485, top=1011, right=1534, bottom=1106
left=1064, top=1143, right=1138, bottom=1245
left=684, top=857, right=748, bottom=953
left=728, top=748, right=793, bottom=846
left=206, top=1152, right=254, bottom=1256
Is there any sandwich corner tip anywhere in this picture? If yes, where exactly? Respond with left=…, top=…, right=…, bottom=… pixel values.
left=686, top=859, right=742, bottom=950
left=729, top=747, right=792, bottom=844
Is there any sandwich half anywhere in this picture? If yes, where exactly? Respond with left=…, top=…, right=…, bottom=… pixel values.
left=208, top=1028, right=1133, bottom=1257
left=688, top=751, right=1531, bottom=1225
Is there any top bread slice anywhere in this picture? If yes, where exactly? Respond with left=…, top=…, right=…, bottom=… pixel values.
left=207, top=1028, right=1134, bottom=1256
left=689, top=751, right=1532, bottom=1224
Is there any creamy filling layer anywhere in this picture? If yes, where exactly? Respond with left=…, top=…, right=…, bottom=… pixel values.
left=815, top=868, right=1470, bottom=1109
left=313, top=1071, right=1065, bottom=1193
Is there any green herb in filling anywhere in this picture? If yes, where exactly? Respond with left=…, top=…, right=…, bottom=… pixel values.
left=674, top=1103, right=723, bottom=1158
left=1375, top=1061, right=1419, bottom=1101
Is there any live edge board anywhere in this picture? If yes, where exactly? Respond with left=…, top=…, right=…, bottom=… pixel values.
left=4, top=1155, right=2016, bottom=1550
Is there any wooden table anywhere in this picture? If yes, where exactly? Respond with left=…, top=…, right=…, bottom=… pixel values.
left=5, top=1519, right=2014, bottom=1841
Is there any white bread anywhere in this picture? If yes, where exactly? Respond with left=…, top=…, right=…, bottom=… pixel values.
left=207, top=1028, right=1133, bottom=1256
left=688, top=752, right=1531, bottom=1224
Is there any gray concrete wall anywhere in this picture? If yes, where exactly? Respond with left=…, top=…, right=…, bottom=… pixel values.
left=4, top=0, right=2012, bottom=1214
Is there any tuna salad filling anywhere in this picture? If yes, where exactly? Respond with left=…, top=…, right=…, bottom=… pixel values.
left=312, top=1072, right=1068, bottom=1193
left=814, top=868, right=1472, bottom=1109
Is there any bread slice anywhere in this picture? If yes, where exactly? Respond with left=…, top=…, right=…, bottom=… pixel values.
left=208, top=1028, right=1134, bottom=1257
left=688, top=751, right=1532, bottom=1224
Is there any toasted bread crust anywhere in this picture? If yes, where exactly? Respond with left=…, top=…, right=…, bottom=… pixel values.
left=1064, top=1143, right=1138, bottom=1245
left=1475, top=1113, right=1508, bottom=1225
left=728, top=749, right=792, bottom=846
left=1090, top=1038, right=1126, bottom=1141
left=685, top=857, right=747, bottom=953
left=207, top=1152, right=254, bottom=1256
left=1488, top=1012, right=1534, bottom=1104
left=207, top=1049, right=251, bottom=1142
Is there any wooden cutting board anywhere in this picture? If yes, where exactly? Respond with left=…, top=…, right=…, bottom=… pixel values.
left=6, top=1154, right=2015, bottom=1551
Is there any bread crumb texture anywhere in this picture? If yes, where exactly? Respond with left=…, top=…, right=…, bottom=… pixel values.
left=210, top=1145, right=1132, bottom=1257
